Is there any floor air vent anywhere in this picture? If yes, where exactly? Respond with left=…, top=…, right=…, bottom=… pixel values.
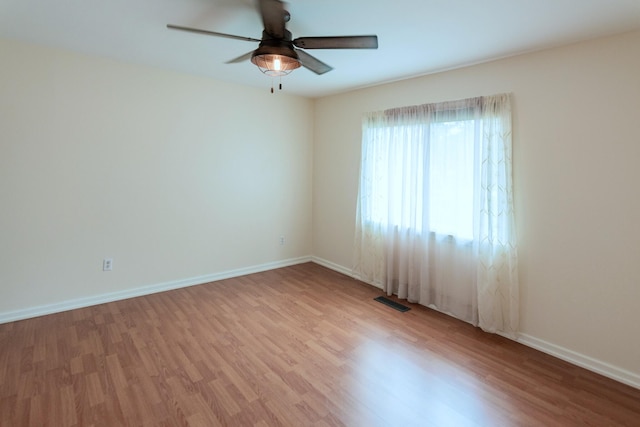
left=374, top=296, right=410, bottom=312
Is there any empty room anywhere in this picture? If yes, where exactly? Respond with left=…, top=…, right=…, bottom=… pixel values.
left=1, top=0, right=640, bottom=425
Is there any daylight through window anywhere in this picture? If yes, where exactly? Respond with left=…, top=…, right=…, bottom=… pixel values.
left=360, top=110, right=484, bottom=241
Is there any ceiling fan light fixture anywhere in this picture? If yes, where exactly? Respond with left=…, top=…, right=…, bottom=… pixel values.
left=251, top=53, right=300, bottom=77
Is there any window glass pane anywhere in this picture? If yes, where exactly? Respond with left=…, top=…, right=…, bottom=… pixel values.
left=362, top=117, right=478, bottom=240
left=428, top=120, right=476, bottom=239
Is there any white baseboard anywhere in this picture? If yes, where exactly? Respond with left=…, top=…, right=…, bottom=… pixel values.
left=0, top=256, right=312, bottom=324
left=311, top=256, right=356, bottom=278
left=310, top=256, right=383, bottom=289
left=311, top=256, right=640, bottom=390
left=516, top=333, right=640, bottom=390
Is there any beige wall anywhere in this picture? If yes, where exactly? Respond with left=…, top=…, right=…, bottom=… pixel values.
left=313, top=30, right=640, bottom=380
left=0, top=39, right=313, bottom=314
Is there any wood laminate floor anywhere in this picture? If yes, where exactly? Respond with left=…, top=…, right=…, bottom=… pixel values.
left=1, top=262, right=639, bottom=426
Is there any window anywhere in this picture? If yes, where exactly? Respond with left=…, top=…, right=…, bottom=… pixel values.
left=354, top=94, right=519, bottom=335
left=360, top=106, right=485, bottom=241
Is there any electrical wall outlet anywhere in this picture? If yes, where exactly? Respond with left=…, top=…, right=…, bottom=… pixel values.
left=103, top=258, right=113, bottom=271
left=279, top=236, right=285, bottom=245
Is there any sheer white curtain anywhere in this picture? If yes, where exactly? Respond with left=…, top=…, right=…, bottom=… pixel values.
left=354, top=94, right=518, bottom=336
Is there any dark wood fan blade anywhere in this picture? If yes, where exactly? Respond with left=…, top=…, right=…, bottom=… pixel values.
left=293, top=35, right=378, bottom=49
left=296, top=49, right=333, bottom=75
left=258, top=0, right=286, bottom=39
left=226, top=51, right=254, bottom=64
left=167, top=24, right=261, bottom=43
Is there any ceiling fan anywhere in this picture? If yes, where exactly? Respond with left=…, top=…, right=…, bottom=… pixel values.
left=167, top=0, right=378, bottom=83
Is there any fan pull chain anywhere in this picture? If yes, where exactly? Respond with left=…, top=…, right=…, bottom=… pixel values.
left=269, top=77, right=284, bottom=93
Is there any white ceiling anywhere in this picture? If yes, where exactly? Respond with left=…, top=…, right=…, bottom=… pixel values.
left=1, top=0, right=640, bottom=98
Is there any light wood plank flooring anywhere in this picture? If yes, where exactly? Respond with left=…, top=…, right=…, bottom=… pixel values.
left=1, top=262, right=639, bottom=426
